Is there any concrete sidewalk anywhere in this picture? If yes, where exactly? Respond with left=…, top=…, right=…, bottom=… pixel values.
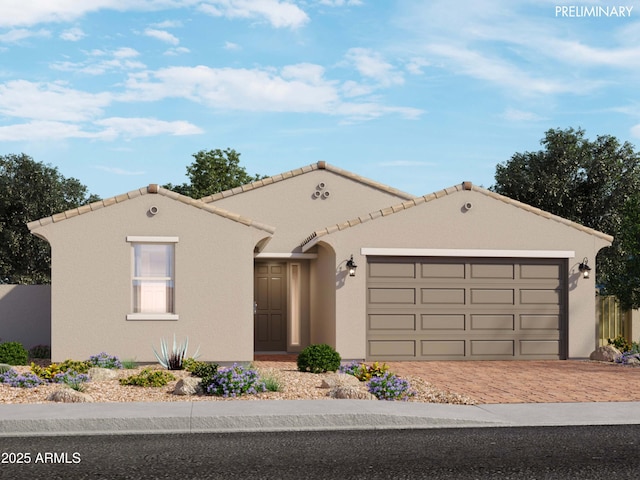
left=1, top=400, right=640, bottom=437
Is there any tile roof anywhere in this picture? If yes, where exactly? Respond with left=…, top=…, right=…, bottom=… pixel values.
left=200, top=161, right=416, bottom=203
left=300, top=182, right=614, bottom=248
left=27, top=185, right=276, bottom=235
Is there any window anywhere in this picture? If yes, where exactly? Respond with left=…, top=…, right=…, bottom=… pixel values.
left=126, top=237, right=178, bottom=320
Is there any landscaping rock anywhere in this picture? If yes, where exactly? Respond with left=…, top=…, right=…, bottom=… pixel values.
left=320, top=373, right=361, bottom=389
left=88, top=367, right=119, bottom=381
left=329, top=385, right=376, bottom=400
left=47, top=388, right=94, bottom=403
left=173, top=377, right=203, bottom=395
left=589, top=345, right=622, bottom=362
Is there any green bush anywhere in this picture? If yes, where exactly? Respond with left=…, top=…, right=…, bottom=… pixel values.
left=184, top=359, right=218, bottom=379
left=297, top=344, right=341, bottom=373
left=0, top=342, right=29, bottom=366
left=0, top=363, right=12, bottom=374
left=607, top=335, right=640, bottom=354
left=119, top=368, right=176, bottom=387
left=340, top=361, right=390, bottom=381
left=28, top=344, right=51, bottom=359
left=58, top=359, right=90, bottom=374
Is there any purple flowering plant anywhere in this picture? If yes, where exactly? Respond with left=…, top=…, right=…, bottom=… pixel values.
left=367, top=371, right=416, bottom=401
left=204, top=363, right=266, bottom=397
left=615, top=352, right=640, bottom=365
left=53, top=371, right=90, bottom=391
left=0, top=368, right=44, bottom=388
left=88, top=352, right=123, bottom=369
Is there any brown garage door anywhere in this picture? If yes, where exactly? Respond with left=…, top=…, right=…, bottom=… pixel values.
left=366, top=257, right=567, bottom=360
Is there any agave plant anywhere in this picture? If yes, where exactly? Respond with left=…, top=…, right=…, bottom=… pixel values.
left=152, top=334, right=200, bottom=370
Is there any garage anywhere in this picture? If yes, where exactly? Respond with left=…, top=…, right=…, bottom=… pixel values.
left=366, top=256, right=567, bottom=360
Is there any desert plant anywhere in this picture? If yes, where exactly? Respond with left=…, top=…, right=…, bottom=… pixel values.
left=262, top=373, right=282, bottom=392
left=120, top=359, right=138, bottom=369
left=0, top=363, right=12, bottom=374
left=296, top=344, right=341, bottom=373
left=0, top=341, right=29, bottom=366
left=88, top=352, right=123, bottom=369
left=152, top=334, right=200, bottom=370
left=58, top=359, right=90, bottom=374
left=0, top=369, right=44, bottom=388
left=339, top=361, right=389, bottom=381
left=608, top=335, right=632, bottom=353
left=53, top=371, right=90, bottom=392
left=28, top=344, right=51, bottom=359
left=30, top=362, right=63, bottom=381
left=119, top=368, right=176, bottom=387
left=184, top=359, right=218, bottom=379
left=367, top=372, right=415, bottom=401
left=203, top=364, right=266, bottom=397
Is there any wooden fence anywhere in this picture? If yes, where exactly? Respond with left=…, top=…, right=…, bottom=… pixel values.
left=597, top=294, right=630, bottom=346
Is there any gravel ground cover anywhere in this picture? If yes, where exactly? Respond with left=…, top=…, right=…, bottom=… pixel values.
left=0, top=361, right=477, bottom=405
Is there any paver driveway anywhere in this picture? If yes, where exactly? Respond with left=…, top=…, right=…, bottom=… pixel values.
left=255, top=355, right=640, bottom=404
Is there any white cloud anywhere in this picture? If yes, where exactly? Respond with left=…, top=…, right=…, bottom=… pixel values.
left=0, top=80, right=111, bottom=121
left=224, top=41, right=241, bottom=51
left=60, top=27, right=85, bottom=41
left=144, top=28, right=180, bottom=45
left=164, top=47, right=190, bottom=56
left=113, top=47, right=140, bottom=59
left=501, top=108, right=543, bottom=122
left=344, top=48, right=404, bottom=86
left=93, top=117, right=203, bottom=139
left=318, top=0, right=362, bottom=5
left=198, top=0, right=309, bottom=29
left=50, top=47, right=145, bottom=75
left=95, top=165, right=146, bottom=175
left=151, top=20, right=183, bottom=28
left=0, top=28, right=50, bottom=43
left=631, top=124, right=640, bottom=139
left=0, top=120, right=99, bottom=141
left=405, top=57, right=430, bottom=75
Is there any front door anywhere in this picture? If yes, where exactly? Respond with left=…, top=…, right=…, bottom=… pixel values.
left=254, top=262, right=287, bottom=351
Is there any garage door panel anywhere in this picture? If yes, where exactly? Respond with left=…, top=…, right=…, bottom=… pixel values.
left=520, top=289, right=561, bottom=305
left=369, top=314, right=416, bottom=331
left=421, top=340, right=465, bottom=356
left=369, top=262, right=416, bottom=278
left=520, top=314, right=560, bottom=330
left=421, top=288, right=465, bottom=304
left=367, top=257, right=565, bottom=360
left=369, top=288, right=416, bottom=304
left=421, top=314, right=465, bottom=330
left=470, top=289, right=514, bottom=304
left=470, top=314, right=514, bottom=330
left=369, top=340, right=415, bottom=357
left=421, top=263, right=465, bottom=278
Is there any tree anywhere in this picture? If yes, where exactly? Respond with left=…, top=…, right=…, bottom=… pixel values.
left=0, top=154, right=99, bottom=284
left=492, top=127, right=640, bottom=309
left=164, top=148, right=265, bottom=199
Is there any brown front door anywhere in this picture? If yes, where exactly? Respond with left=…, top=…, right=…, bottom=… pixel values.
left=254, top=262, right=287, bottom=351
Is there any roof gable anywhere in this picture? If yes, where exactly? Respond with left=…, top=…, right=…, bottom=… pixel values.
left=27, top=184, right=276, bottom=235
left=301, top=182, right=613, bottom=249
left=200, top=161, right=415, bottom=203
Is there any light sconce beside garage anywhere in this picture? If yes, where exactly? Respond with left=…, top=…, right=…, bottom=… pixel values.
left=578, top=257, right=591, bottom=278
left=346, top=255, right=358, bottom=277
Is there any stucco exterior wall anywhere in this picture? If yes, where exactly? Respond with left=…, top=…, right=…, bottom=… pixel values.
left=309, top=243, right=336, bottom=346
left=314, top=189, right=611, bottom=359
left=210, top=169, right=409, bottom=253
left=0, top=285, right=51, bottom=350
left=32, top=193, right=269, bottom=363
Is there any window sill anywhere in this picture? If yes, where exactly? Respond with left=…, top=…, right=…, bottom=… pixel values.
left=126, top=314, right=179, bottom=321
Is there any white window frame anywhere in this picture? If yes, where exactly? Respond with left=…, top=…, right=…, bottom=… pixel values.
left=126, top=236, right=179, bottom=321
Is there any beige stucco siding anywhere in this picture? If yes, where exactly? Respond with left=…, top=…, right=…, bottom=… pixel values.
left=311, top=190, right=611, bottom=360
left=32, top=194, right=269, bottom=363
left=210, top=169, right=409, bottom=253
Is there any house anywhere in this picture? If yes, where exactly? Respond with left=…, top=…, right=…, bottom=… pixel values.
left=28, top=162, right=612, bottom=362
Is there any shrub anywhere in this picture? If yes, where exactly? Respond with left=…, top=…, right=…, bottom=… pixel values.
left=152, top=334, right=200, bottom=370
left=615, top=351, right=640, bottom=365
left=28, top=344, right=51, bottom=359
left=121, top=359, right=138, bottom=369
left=0, top=363, right=12, bottom=374
left=608, top=335, right=632, bottom=353
left=119, top=368, right=176, bottom=387
left=367, top=372, right=415, bottom=401
left=0, top=341, right=29, bottom=366
left=297, top=344, right=341, bottom=373
left=53, top=371, right=90, bottom=392
left=58, top=359, right=90, bottom=374
left=262, top=373, right=282, bottom=392
left=184, top=359, right=218, bottom=379
left=31, top=362, right=63, bottom=381
left=0, top=369, right=45, bottom=388
left=339, top=361, right=389, bottom=381
left=203, top=364, right=266, bottom=397
left=88, top=352, right=123, bottom=369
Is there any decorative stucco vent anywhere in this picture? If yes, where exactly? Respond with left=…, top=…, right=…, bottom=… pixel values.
left=313, top=182, right=331, bottom=199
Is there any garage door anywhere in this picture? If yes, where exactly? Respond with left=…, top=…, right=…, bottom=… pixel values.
left=366, top=257, right=566, bottom=360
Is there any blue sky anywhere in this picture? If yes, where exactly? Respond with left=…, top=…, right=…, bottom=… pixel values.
left=0, top=0, right=639, bottom=199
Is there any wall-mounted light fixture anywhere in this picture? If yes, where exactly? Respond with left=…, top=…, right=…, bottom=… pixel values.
left=578, top=257, right=591, bottom=279
left=346, top=255, right=358, bottom=277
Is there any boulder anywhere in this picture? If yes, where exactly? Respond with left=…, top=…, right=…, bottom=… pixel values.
left=173, top=377, right=203, bottom=396
left=589, top=345, right=622, bottom=362
left=47, top=388, right=93, bottom=403
left=329, top=385, right=376, bottom=400
left=88, top=367, right=119, bottom=381
left=320, top=373, right=362, bottom=389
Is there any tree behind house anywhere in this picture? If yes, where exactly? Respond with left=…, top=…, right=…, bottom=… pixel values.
left=0, top=153, right=99, bottom=284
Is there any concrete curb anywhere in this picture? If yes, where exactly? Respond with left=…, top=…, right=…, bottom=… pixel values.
left=1, top=400, right=639, bottom=437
